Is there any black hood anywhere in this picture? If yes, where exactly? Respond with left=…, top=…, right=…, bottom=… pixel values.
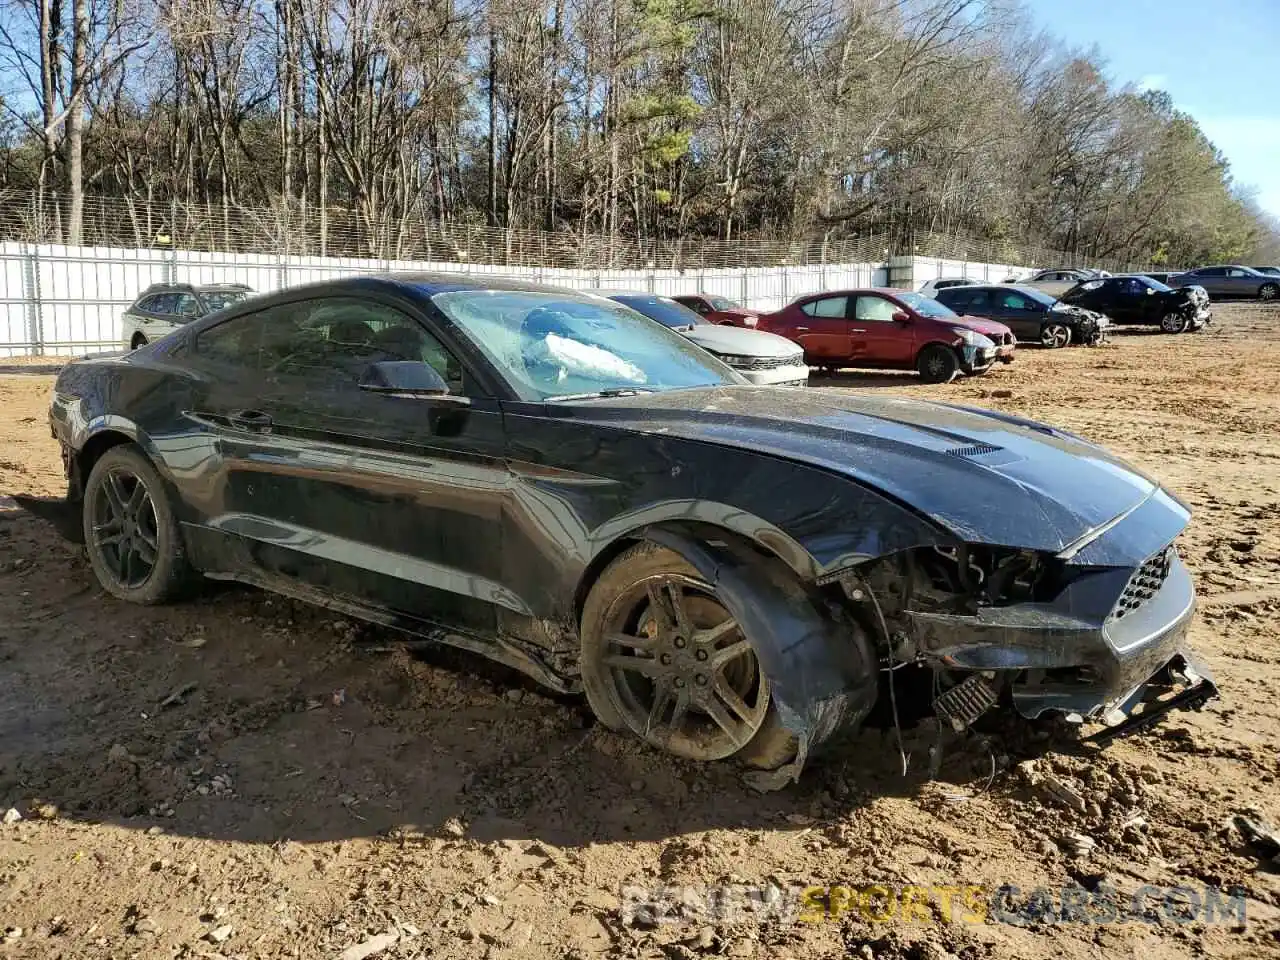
left=549, top=386, right=1181, bottom=557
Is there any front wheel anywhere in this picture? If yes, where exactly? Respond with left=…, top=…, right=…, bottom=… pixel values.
left=916, top=344, right=960, bottom=383
left=1260, top=283, right=1278, bottom=301
left=1160, top=312, right=1190, bottom=334
left=1040, top=322, right=1072, bottom=349
left=579, top=543, right=795, bottom=769
left=82, top=445, right=190, bottom=604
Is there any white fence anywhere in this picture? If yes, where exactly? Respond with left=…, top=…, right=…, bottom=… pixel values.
left=0, top=242, right=900, bottom=357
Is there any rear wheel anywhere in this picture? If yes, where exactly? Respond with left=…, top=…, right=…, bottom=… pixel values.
left=579, top=543, right=795, bottom=768
left=916, top=344, right=959, bottom=383
left=82, top=445, right=190, bottom=604
left=1040, top=322, right=1072, bottom=349
left=1160, top=311, right=1190, bottom=334
left=1260, top=283, right=1278, bottom=301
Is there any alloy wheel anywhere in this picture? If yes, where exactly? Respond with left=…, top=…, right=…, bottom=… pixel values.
left=599, top=574, right=770, bottom=761
left=1041, top=323, right=1072, bottom=348
left=90, top=467, right=160, bottom=588
left=1262, top=284, right=1278, bottom=301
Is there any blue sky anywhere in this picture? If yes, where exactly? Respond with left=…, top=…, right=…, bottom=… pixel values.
left=1022, top=0, right=1280, bottom=217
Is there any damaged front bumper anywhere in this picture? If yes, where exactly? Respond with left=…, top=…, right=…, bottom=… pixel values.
left=907, top=541, right=1217, bottom=742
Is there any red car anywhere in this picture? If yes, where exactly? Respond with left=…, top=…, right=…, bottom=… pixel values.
left=670, top=292, right=763, bottom=328
left=760, top=288, right=1016, bottom=383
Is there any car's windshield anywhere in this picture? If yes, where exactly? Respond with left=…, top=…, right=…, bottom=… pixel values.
left=897, top=292, right=956, bottom=318
left=609, top=294, right=704, bottom=328
left=1014, top=287, right=1057, bottom=307
left=431, top=290, right=740, bottom=400
left=201, top=290, right=251, bottom=311
left=706, top=296, right=740, bottom=311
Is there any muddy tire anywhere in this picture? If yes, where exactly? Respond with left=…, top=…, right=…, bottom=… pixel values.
left=916, top=344, right=959, bottom=383
left=1160, top=312, right=1190, bottom=334
left=579, top=542, right=795, bottom=769
left=82, top=444, right=191, bottom=604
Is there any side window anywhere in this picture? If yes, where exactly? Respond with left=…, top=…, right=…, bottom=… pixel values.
left=280, top=299, right=468, bottom=391
left=1226, top=268, right=1248, bottom=277
left=142, top=293, right=179, bottom=315
left=195, top=309, right=272, bottom=368
left=999, top=292, right=1031, bottom=310
left=800, top=296, right=848, bottom=319
left=938, top=290, right=971, bottom=310
left=1119, top=279, right=1144, bottom=296
left=963, top=290, right=991, bottom=311
left=1199, top=267, right=1225, bottom=277
left=194, top=298, right=471, bottom=395
left=853, top=296, right=899, bottom=322
left=689, top=299, right=712, bottom=315
left=174, top=293, right=201, bottom=318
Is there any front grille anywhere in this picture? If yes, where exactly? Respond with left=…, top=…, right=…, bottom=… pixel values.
left=1113, top=547, right=1175, bottom=620
left=729, top=355, right=801, bottom=371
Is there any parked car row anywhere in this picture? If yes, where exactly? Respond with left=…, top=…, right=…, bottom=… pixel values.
left=115, top=262, right=1229, bottom=391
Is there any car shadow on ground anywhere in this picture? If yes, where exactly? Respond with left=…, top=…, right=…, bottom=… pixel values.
left=0, top=506, right=1067, bottom=852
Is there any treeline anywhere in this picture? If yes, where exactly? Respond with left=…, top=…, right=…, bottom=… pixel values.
left=0, top=0, right=1276, bottom=263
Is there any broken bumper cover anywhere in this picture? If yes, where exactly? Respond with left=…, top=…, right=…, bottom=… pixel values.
left=908, top=550, right=1218, bottom=740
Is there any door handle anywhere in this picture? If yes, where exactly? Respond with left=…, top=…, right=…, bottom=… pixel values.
left=851, top=328, right=867, bottom=333
left=794, top=326, right=809, bottom=332
left=228, top=409, right=273, bottom=432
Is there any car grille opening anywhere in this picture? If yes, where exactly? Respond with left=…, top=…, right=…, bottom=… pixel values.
left=945, top=442, right=1002, bottom=458
left=1112, top=546, right=1175, bottom=620
left=728, top=355, right=800, bottom=371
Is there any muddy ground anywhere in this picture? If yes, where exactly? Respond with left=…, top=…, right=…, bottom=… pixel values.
left=1, top=304, right=1279, bottom=960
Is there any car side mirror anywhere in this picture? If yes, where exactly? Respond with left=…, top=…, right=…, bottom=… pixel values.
left=1146, top=288, right=1155, bottom=295
left=892, top=311, right=911, bottom=324
left=358, top=360, right=455, bottom=399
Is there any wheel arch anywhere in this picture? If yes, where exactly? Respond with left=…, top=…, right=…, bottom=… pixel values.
left=74, top=426, right=140, bottom=496
left=572, top=513, right=822, bottom=626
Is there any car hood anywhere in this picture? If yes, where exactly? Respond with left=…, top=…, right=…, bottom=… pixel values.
left=951, top=315, right=1014, bottom=337
left=551, top=386, right=1172, bottom=555
left=683, top=324, right=802, bottom=358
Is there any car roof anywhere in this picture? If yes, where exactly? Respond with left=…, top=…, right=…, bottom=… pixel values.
left=794, top=287, right=907, bottom=300
left=139, top=282, right=252, bottom=294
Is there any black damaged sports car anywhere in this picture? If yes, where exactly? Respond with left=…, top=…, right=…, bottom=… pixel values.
left=43, top=275, right=1217, bottom=782
left=1059, top=275, right=1211, bottom=333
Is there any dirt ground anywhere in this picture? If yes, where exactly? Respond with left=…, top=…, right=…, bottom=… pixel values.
left=2, top=304, right=1280, bottom=960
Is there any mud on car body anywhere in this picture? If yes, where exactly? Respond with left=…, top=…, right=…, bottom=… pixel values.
left=42, top=275, right=1217, bottom=784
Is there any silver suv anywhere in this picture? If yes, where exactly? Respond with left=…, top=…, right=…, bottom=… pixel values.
left=123, top=283, right=254, bottom=349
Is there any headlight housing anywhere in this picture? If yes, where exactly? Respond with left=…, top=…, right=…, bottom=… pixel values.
left=952, top=328, right=994, bottom=349
left=714, top=354, right=755, bottom=366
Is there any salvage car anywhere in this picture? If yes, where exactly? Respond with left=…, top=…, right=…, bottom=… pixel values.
left=917, top=277, right=979, bottom=298
left=1021, top=269, right=1102, bottom=297
left=670, top=293, right=763, bottom=328
left=1170, top=265, right=1278, bottom=301
left=43, top=275, right=1217, bottom=781
left=601, top=292, right=809, bottom=387
left=1060, top=275, right=1211, bottom=333
left=761, top=288, right=1015, bottom=383
left=123, top=282, right=254, bottom=349
left=933, top=284, right=1109, bottom=348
